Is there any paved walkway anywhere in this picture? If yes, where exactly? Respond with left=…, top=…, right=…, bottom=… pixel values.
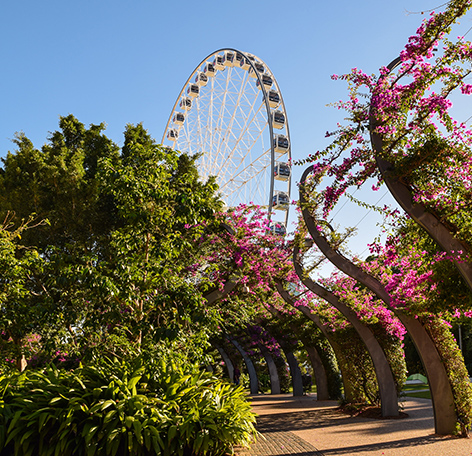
left=237, top=394, right=472, bottom=456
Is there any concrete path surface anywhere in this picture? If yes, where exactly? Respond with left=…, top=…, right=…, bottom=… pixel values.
left=237, top=394, right=472, bottom=456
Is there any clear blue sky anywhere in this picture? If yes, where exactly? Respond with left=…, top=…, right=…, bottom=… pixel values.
left=0, top=1, right=445, bottom=154
left=1, top=1, right=469, bottom=263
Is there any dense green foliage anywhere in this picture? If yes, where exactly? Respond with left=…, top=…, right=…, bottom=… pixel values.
left=329, top=326, right=379, bottom=406
left=3, top=5, right=472, bottom=442
left=0, top=116, right=225, bottom=366
left=0, top=355, right=256, bottom=455
left=0, top=220, right=45, bottom=371
left=422, top=315, right=472, bottom=437
left=0, top=116, right=258, bottom=454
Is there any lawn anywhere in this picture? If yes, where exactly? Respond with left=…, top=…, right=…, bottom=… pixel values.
left=402, top=383, right=431, bottom=399
left=404, top=390, right=432, bottom=399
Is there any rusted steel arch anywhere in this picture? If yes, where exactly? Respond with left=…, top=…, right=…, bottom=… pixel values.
left=266, top=298, right=330, bottom=400
left=299, top=167, right=457, bottom=434
left=290, top=250, right=399, bottom=417
left=370, top=57, right=472, bottom=292
left=276, top=282, right=355, bottom=402
left=227, top=336, right=259, bottom=394
left=257, top=343, right=281, bottom=394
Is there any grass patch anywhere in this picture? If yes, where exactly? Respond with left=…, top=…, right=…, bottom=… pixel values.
left=404, top=390, right=432, bottom=399
left=402, top=383, right=429, bottom=392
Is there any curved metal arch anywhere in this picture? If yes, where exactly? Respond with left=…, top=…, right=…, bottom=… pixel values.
left=266, top=296, right=331, bottom=401
left=276, top=282, right=355, bottom=402
left=162, top=48, right=291, bottom=226
left=254, top=316, right=304, bottom=396
left=287, top=254, right=399, bottom=417
left=257, top=342, right=281, bottom=394
left=227, top=336, right=259, bottom=394
left=369, top=56, right=472, bottom=292
left=215, top=344, right=235, bottom=382
left=298, top=166, right=457, bottom=434
left=302, top=342, right=330, bottom=401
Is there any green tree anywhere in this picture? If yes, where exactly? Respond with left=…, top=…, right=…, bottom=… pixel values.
left=0, top=217, right=45, bottom=370
left=0, top=116, right=225, bottom=367
left=0, top=115, right=120, bottom=256
left=91, top=123, right=224, bottom=346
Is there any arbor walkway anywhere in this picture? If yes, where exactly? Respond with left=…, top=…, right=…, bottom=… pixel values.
left=237, top=394, right=471, bottom=456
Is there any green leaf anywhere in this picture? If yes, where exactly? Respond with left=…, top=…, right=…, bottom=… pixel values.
left=103, top=410, right=117, bottom=424
left=100, top=399, right=115, bottom=412
left=193, top=434, right=203, bottom=453
left=143, top=428, right=151, bottom=451
left=127, top=431, right=134, bottom=453
left=168, top=424, right=177, bottom=442
left=132, top=420, right=143, bottom=445
left=127, top=376, right=141, bottom=391
left=124, top=416, right=134, bottom=429
left=38, top=412, right=51, bottom=431
left=7, top=411, right=22, bottom=434
left=110, top=437, right=120, bottom=456
left=19, top=429, right=35, bottom=445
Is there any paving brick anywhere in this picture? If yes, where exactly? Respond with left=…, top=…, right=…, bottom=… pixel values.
left=234, top=394, right=472, bottom=456
left=236, top=431, right=324, bottom=455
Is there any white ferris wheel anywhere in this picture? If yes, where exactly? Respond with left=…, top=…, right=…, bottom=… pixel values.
left=162, top=48, right=291, bottom=234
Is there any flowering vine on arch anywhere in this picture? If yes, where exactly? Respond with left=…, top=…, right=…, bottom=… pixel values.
left=295, top=0, right=472, bottom=436
left=297, top=1, right=472, bottom=251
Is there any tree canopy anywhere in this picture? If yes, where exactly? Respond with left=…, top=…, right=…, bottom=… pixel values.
left=0, top=116, right=226, bottom=367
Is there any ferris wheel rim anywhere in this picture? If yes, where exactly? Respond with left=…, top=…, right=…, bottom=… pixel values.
left=162, top=48, right=291, bottom=227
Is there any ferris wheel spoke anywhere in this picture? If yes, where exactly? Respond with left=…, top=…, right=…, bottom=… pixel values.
left=210, top=70, right=260, bottom=175
left=212, top=102, right=267, bottom=178
left=219, top=70, right=252, bottom=154
left=212, top=90, right=267, bottom=171
left=220, top=145, right=271, bottom=190
left=227, top=167, right=269, bottom=205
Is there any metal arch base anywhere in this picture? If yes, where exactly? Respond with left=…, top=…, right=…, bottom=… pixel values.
left=267, top=296, right=331, bottom=401
left=276, top=282, right=357, bottom=403
left=228, top=336, right=259, bottom=394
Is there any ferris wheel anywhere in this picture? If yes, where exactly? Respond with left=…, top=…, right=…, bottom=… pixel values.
left=162, top=49, right=291, bottom=234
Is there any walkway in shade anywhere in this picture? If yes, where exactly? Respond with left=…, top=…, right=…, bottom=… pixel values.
left=236, top=394, right=472, bottom=456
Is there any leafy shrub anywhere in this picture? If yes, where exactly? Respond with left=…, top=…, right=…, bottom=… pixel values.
left=0, top=357, right=257, bottom=455
left=331, top=326, right=379, bottom=406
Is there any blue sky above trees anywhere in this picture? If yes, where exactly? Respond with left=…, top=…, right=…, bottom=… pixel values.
left=2, top=0, right=471, bottom=265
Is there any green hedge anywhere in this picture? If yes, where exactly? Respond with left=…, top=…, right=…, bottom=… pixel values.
left=422, top=315, right=472, bottom=437
left=0, top=358, right=257, bottom=455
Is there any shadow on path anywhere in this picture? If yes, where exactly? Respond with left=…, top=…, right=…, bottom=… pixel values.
left=239, top=395, right=469, bottom=456
left=320, top=434, right=459, bottom=454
